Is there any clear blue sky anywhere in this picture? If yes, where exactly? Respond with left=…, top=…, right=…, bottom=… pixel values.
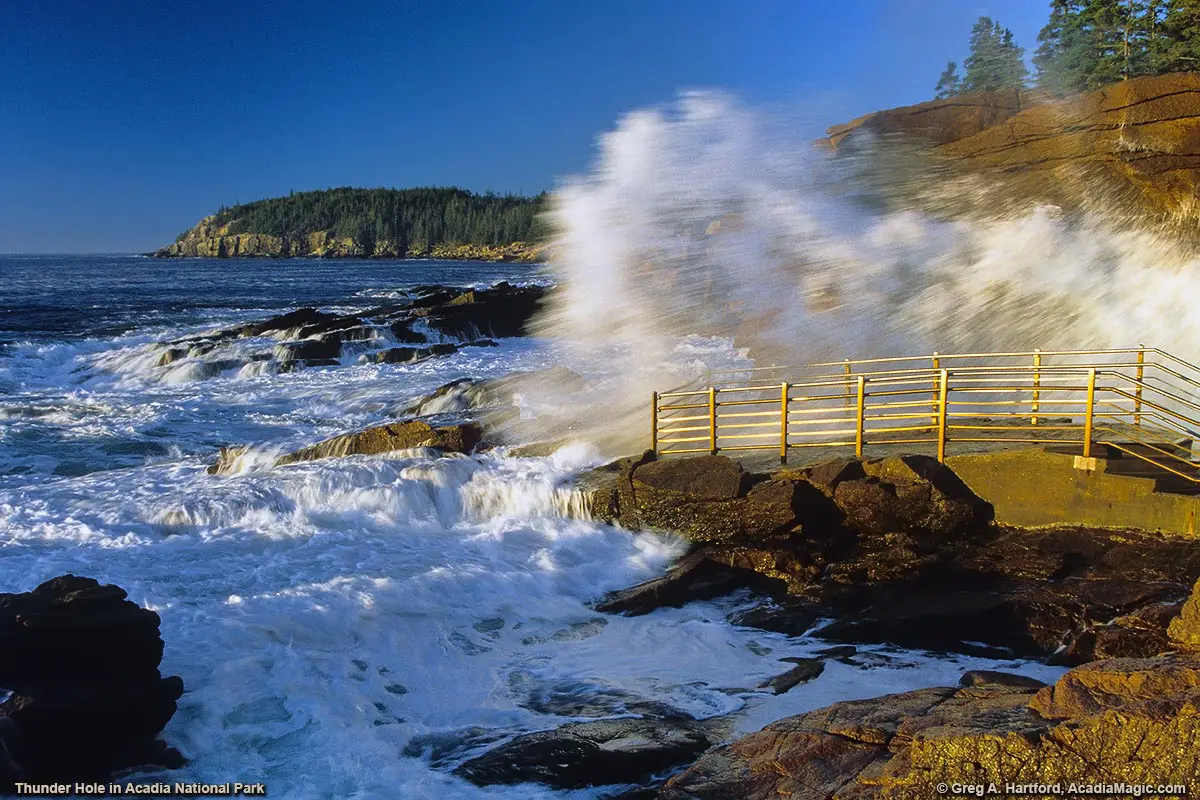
left=0, top=0, right=1050, bottom=253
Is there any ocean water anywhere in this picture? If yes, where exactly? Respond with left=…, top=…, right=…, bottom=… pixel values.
left=0, top=255, right=1065, bottom=799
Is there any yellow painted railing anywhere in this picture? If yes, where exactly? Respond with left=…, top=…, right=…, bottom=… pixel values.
left=651, top=346, right=1200, bottom=483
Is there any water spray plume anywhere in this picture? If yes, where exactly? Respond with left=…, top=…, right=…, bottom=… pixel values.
left=524, top=91, right=1200, bottom=453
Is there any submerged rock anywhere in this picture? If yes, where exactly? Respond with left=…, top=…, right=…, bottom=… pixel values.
left=454, top=717, right=712, bottom=790
left=0, top=576, right=183, bottom=789
left=207, top=421, right=483, bottom=474
left=274, top=420, right=482, bottom=466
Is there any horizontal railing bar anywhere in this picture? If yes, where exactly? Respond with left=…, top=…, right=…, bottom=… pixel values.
left=866, top=425, right=940, bottom=434
left=718, top=433, right=781, bottom=441
left=716, top=410, right=782, bottom=419
left=656, top=413, right=711, bottom=423
left=787, top=440, right=858, bottom=448
left=1094, top=426, right=1199, bottom=467
left=717, top=444, right=787, bottom=452
left=787, top=428, right=859, bottom=437
left=714, top=399, right=781, bottom=408
left=946, top=424, right=1082, bottom=432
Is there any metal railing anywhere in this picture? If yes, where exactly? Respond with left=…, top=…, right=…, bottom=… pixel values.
left=651, top=346, right=1200, bottom=484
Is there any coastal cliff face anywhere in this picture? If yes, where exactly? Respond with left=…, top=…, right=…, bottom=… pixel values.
left=155, top=215, right=544, bottom=261
left=828, top=72, right=1200, bottom=228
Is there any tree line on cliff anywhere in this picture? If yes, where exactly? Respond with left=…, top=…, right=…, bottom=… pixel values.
left=935, top=1, right=1200, bottom=99
left=194, top=187, right=549, bottom=250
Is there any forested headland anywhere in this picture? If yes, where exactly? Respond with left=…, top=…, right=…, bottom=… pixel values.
left=156, top=187, right=549, bottom=261
left=934, top=1, right=1200, bottom=98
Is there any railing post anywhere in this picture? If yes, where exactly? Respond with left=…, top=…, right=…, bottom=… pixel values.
left=708, top=386, right=718, bottom=455
left=843, top=359, right=852, bottom=410
left=937, top=368, right=949, bottom=463
left=779, top=382, right=789, bottom=464
left=930, top=352, right=940, bottom=426
left=855, top=376, right=867, bottom=459
left=1134, top=343, right=1145, bottom=426
left=651, top=391, right=659, bottom=454
left=1083, top=368, right=1096, bottom=459
left=1032, top=349, right=1041, bottom=426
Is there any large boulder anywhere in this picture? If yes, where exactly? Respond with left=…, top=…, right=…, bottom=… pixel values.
left=0, top=576, right=183, bottom=789
left=1168, top=577, right=1200, bottom=650
left=825, top=88, right=1025, bottom=150
left=274, top=420, right=482, bottom=466
left=625, top=456, right=803, bottom=544
left=422, top=283, right=546, bottom=340
left=454, top=717, right=712, bottom=790
left=659, top=653, right=1200, bottom=799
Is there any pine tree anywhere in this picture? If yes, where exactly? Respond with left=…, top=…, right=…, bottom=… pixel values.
left=934, top=60, right=963, bottom=98
left=1158, top=0, right=1200, bottom=73
left=962, top=17, right=1029, bottom=92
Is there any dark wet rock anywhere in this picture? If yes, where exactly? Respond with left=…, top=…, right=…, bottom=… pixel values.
left=402, top=726, right=505, bottom=769
left=237, top=308, right=335, bottom=338
left=728, top=602, right=824, bottom=637
left=369, top=347, right=422, bottom=364
left=274, top=420, right=482, bottom=466
left=958, top=670, right=1046, bottom=689
left=1054, top=601, right=1183, bottom=665
left=398, top=378, right=490, bottom=416
left=760, top=658, right=824, bottom=694
left=634, top=457, right=752, bottom=501
left=582, top=453, right=1200, bottom=660
left=367, top=343, right=460, bottom=365
left=389, top=320, right=428, bottom=343
left=274, top=338, right=342, bottom=363
left=625, top=457, right=803, bottom=544
left=206, top=446, right=249, bottom=475
left=0, top=576, right=183, bottom=789
left=803, top=457, right=865, bottom=495
left=454, top=717, right=712, bottom=790
left=596, top=551, right=786, bottom=616
left=155, top=348, right=188, bottom=367
left=295, top=314, right=364, bottom=340
left=423, top=283, right=546, bottom=341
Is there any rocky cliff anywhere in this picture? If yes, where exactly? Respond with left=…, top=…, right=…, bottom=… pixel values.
left=827, top=72, right=1200, bottom=229
left=156, top=215, right=544, bottom=261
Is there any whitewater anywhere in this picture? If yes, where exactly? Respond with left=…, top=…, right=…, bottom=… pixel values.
left=0, top=251, right=1070, bottom=798
left=21, top=90, right=1200, bottom=796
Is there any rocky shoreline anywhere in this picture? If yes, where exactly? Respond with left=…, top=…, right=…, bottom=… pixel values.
left=439, top=451, right=1200, bottom=797
left=153, top=222, right=545, bottom=262
left=39, top=288, right=1200, bottom=795
left=137, top=281, right=547, bottom=384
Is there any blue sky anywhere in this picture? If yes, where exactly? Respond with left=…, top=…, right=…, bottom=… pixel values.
left=0, top=1, right=1050, bottom=253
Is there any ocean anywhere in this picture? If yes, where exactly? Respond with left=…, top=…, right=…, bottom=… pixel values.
left=0, top=254, right=1064, bottom=799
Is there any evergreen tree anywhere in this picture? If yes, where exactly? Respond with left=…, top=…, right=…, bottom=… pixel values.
left=207, top=187, right=547, bottom=253
left=934, top=60, right=963, bottom=98
left=1157, top=0, right=1200, bottom=73
left=1035, top=0, right=1093, bottom=93
left=962, top=17, right=1029, bottom=92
